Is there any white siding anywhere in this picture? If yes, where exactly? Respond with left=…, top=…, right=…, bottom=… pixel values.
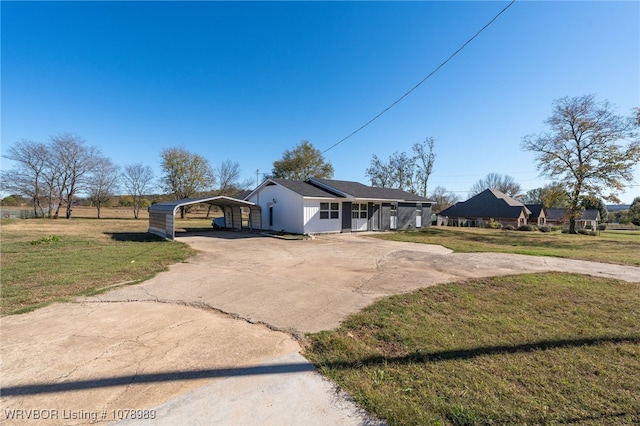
left=247, top=184, right=304, bottom=234
left=303, top=200, right=342, bottom=234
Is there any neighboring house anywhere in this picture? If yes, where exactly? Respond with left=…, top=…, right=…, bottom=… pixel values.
left=438, top=188, right=531, bottom=228
left=545, top=208, right=567, bottom=226
left=245, top=178, right=433, bottom=234
left=576, top=209, right=600, bottom=230
left=526, top=204, right=547, bottom=226
left=545, top=208, right=600, bottom=229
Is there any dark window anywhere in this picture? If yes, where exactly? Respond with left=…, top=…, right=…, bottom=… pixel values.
left=320, top=202, right=339, bottom=220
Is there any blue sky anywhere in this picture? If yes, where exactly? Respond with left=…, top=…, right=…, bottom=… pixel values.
left=2, top=1, right=639, bottom=203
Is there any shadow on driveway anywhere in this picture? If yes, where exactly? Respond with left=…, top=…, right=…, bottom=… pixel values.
left=2, top=362, right=316, bottom=396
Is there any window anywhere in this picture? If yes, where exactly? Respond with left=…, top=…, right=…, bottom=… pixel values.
left=320, top=202, right=339, bottom=219
left=352, top=203, right=367, bottom=219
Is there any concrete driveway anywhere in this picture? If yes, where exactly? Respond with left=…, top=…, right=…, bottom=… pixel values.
left=2, top=232, right=639, bottom=425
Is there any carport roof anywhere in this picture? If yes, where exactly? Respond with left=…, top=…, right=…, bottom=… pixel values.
left=149, top=196, right=258, bottom=214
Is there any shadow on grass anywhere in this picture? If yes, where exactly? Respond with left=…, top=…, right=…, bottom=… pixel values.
left=314, top=335, right=640, bottom=369
left=106, top=232, right=166, bottom=242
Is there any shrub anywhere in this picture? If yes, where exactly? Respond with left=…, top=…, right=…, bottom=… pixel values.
left=503, top=225, right=516, bottom=231
left=539, top=225, right=551, bottom=233
left=597, top=223, right=607, bottom=231
left=518, top=225, right=533, bottom=231
left=578, top=229, right=597, bottom=236
left=485, top=218, right=502, bottom=229
left=30, top=235, right=61, bottom=245
left=584, top=224, right=593, bottom=230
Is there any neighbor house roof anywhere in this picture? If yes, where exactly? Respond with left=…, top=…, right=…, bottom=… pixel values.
left=526, top=204, right=545, bottom=218
left=309, top=178, right=432, bottom=202
left=545, top=208, right=567, bottom=222
left=545, top=208, right=600, bottom=222
left=580, top=209, right=600, bottom=221
left=439, top=188, right=531, bottom=219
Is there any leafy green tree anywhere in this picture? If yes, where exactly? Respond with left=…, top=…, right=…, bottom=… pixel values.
left=522, top=95, right=640, bottom=233
left=629, top=197, right=640, bottom=226
left=160, top=147, right=215, bottom=218
left=522, top=183, right=569, bottom=208
left=271, top=140, right=334, bottom=180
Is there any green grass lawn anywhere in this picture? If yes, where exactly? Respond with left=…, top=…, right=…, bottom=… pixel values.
left=371, top=227, right=640, bottom=266
left=0, top=218, right=195, bottom=315
left=304, top=273, right=640, bottom=425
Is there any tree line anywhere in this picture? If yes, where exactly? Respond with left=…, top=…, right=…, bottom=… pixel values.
left=3, top=95, right=639, bottom=231
left=0, top=135, right=250, bottom=219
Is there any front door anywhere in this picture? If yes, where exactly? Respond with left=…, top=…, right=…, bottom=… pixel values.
left=390, top=203, right=398, bottom=229
left=351, top=203, right=368, bottom=231
left=371, top=203, right=380, bottom=231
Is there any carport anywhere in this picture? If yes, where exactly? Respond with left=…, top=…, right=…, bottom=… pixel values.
left=148, top=196, right=262, bottom=240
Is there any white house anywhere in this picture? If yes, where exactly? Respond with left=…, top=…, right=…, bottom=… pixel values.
left=245, top=178, right=433, bottom=234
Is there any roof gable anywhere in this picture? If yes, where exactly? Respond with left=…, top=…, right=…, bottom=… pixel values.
left=440, top=188, right=530, bottom=218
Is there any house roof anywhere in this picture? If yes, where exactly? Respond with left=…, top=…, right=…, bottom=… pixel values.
left=248, top=177, right=433, bottom=203
left=545, top=208, right=567, bottom=221
left=310, top=178, right=432, bottom=202
left=526, top=204, right=545, bottom=217
left=265, top=178, right=341, bottom=198
left=545, top=208, right=600, bottom=221
left=439, top=188, right=531, bottom=219
left=581, top=209, right=600, bottom=221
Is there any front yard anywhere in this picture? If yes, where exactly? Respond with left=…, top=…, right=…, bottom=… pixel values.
left=305, top=273, right=640, bottom=425
left=371, top=226, right=640, bottom=266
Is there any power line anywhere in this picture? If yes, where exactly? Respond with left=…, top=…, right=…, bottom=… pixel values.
left=322, top=0, right=517, bottom=155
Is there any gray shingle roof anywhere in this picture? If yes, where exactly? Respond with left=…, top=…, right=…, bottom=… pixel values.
left=310, top=178, right=432, bottom=202
left=526, top=204, right=545, bottom=217
left=269, top=178, right=340, bottom=198
left=439, top=188, right=530, bottom=219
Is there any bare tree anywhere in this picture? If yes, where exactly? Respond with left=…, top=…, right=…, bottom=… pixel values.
left=365, top=155, right=393, bottom=188
left=50, top=133, right=99, bottom=218
left=429, top=186, right=461, bottom=213
left=216, top=160, right=244, bottom=195
left=468, top=173, right=522, bottom=198
left=87, top=157, right=120, bottom=218
left=522, top=95, right=640, bottom=233
left=366, top=137, right=437, bottom=194
left=160, top=147, right=215, bottom=218
left=412, top=137, right=436, bottom=198
left=389, top=151, right=415, bottom=192
left=122, top=163, right=155, bottom=219
left=1, top=140, right=49, bottom=217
